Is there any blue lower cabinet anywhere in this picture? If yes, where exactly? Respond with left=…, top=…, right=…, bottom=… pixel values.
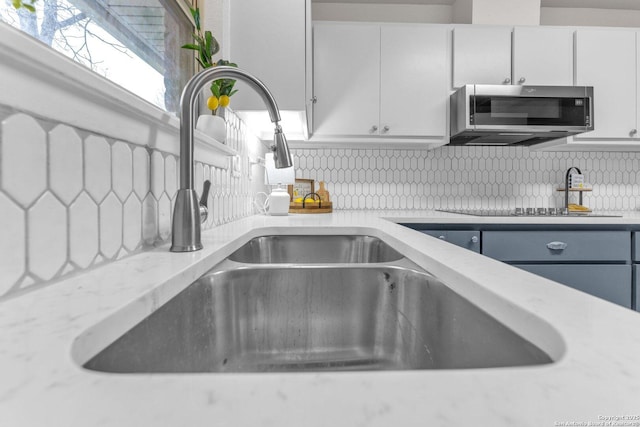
left=411, top=226, right=637, bottom=310
left=419, top=230, right=480, bottom=253
left=634, top=266, right=640, bottom=312
left=513, top=264, right=632, bottom=308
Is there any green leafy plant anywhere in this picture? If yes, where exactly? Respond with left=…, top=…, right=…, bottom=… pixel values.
left=12, top=0, right=38, bottom=12
left=181, top=7, right=238, bottom=113
left=208, top=59, right=238, bottom=100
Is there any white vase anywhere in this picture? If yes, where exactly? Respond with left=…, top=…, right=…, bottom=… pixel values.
left=196, top=114, right=226, bottom=143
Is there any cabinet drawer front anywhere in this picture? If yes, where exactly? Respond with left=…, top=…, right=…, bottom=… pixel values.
left=420, top=230, right=480, bottom=253
left=514, top=264, right=632, bottom=308
left=483, top=231, right=630, bottom=262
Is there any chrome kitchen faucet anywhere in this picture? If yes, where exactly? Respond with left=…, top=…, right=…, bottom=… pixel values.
left=171, top=66, right=293, bottom=252
left=564, top=166, right=582, bottom=210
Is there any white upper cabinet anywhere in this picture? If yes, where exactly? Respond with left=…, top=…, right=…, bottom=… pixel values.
left=574, top=29, right=636, bottom=140
left=453, top=26, right=512, bottom=87
left=453, top=26, right=574, bottom=88
left=313, top=23, right=381, bottom=136
left=380, top=25, right=448, bottom=137
left=229, top=0, right=310, bottom=141
left=309, top=20, right=640, bottom=149
left=512, top=27, right=574, bottom=86
left=313, top=22, right=448, bottom=142
left=229, top=0, right=307, bottom=111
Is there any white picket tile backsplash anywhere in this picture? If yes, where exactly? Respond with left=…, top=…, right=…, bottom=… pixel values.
left=3, top=101, right=640, bottom=299
left=28, top=192, right=67, bottom=281
left=0, top=192, right=25, bottom=287
left=292, top=147, right=640, bottom=211
left=0, top=107, right=262, bottom=299
left=69, top=192, right=98, bottom=269
left=50, top=125, right=83, bottom=205
left=85, top=135, right=111, bottom=203
left=112, top=141, right=133, bottom=202
left=1, top=114, right=47, bottom=207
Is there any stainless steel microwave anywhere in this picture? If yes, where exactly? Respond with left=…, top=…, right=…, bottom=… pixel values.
left=450, top=85, right=594, bottom=146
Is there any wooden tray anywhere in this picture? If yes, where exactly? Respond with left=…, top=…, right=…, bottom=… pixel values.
left=289, top=201, right=333, bottom=214
left=289, top=191, right=333, bottom=214
left=568, top=204, right=592, bottom=213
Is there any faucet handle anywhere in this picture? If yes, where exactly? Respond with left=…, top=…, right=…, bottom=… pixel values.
left=199, top=180, right=211, bottom=224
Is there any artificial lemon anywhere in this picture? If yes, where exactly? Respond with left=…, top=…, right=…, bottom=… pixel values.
left=207, top=96, right=219, bottom=111
left=219, top=95, right=230, bottom=108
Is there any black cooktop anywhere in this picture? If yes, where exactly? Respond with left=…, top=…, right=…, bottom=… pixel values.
left=437, top=209, right=517, bottom=217
left=437, top=208, right=621, bottom=218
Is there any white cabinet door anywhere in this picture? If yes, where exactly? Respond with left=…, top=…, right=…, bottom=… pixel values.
left=229, top=0, right=307, bottom=111
left=452, top=26, right=512, bottom=88
left=575, top=29, right=636, bottom=139
left=313, top=23, right=380, bottom=136
left=304, top=1, right=313, bottom=135
left=512, top=27, right=574, bottom=86
left=380, top=25, right=448, bottom=137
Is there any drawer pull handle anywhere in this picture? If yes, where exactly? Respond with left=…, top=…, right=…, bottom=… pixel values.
left=470, top=236, right=479, bottom=244
left=546, top=241, right=568, bottom=251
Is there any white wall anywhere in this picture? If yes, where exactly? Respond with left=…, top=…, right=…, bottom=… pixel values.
left=312, top=3, right=453, bottom=23
left=452, top=0, right=473, bottom=24
left=313, top=2, right=640, bottom=27
left=541, top=7, right=640, bottom=27
left=472, top=0, right=540, bottom=25
left=201, top=0, right=229, bottom=59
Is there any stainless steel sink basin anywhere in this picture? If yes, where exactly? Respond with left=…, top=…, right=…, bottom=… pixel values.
left=227, top=235, right=403, bottom=263
left=83, top=266, right=552, bottom=373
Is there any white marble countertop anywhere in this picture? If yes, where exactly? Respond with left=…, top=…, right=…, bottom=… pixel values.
left=2, top=210, right=640, bottom=427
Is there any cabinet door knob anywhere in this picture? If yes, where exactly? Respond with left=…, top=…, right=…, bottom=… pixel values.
left=382, top=125, right=390, bottom=133
left=546, top=241, right=568, bottom=251
left=630, top=129, right=637, bottom=137
left=518, top=77, right=526, bottom=84
left=503, top=77, right=511, bottom=84
left=310, top=96, right=317, bottom=104
left=370, top=125, right=378, bottom=133
left=470, top=236, right=479, bottom=244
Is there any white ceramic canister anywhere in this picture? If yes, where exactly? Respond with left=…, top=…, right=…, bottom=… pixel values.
left=267, top=187, right=290, bottom=216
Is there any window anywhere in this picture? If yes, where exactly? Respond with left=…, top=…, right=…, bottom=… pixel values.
left=0, top=0, right=194, bottom=113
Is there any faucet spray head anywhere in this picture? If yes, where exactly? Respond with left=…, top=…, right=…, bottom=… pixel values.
left=272, top=124, right=293, bottom=169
